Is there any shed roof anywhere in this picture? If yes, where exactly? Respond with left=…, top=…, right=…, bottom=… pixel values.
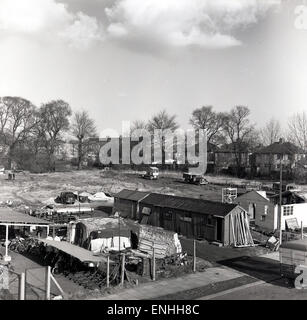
left=236, top=190, right=270, bottom=203
left=115, top=189, right=150, bottom=201
left=38, top=238, right=112, bottom=263
left=0, top=207, right=51, bottom=225
left=140, top=193, right=238, bottom=217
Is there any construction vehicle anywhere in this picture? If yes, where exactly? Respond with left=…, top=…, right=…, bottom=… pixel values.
left=183, top=172, right=208, bottom=185
left=141, top=167, right=159, bottom=180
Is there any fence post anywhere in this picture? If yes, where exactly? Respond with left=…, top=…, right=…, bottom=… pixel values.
left=19, top=272, right=25, bottom=300
left=106, top=255, right=110, bottom=288
left=152, top=247, right=156, bottom=281
left=193, top=240, right=197, bottom=273
left=302, top=221, right=304, bottom=240
left=120, top=254, right=125, bottom=287
left=45, top=266, right=51, bottom=300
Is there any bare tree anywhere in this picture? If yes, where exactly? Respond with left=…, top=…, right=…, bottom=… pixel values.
left=0, top=96, right=38, bottom=168
left=260, top=118, right=282, bottom=146
left=71, top=110, right=97, bottom=169
left=130, top=120, right=148, bottom=134
left=147, top=110, right=179, bottom=166
left=190, top=106, right=225, bottom=144
left=222, top=106, right=255, bottom=176
left=38, top=100, right=72, bottom=171
left=288, top=112, right=307, bottom=152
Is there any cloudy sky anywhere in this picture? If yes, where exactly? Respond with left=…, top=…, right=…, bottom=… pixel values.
left=0, top=0, right=306, bottom=133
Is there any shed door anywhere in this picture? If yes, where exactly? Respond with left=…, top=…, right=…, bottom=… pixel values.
left=248, top=203, right=256, bottom=220
left=216, top=218, right=223, bottom=242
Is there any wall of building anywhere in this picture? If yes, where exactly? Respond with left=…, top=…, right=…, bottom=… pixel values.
left=234, top=192, right=276, bottom=232
left=113, top=198, right=135, bottom=218
left=138, top=203, right=227, bottom=243
left=281, top=203, right=307, bottom=231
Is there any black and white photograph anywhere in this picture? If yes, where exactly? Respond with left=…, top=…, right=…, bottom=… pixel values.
left=0, top=0, right=307, bottom=308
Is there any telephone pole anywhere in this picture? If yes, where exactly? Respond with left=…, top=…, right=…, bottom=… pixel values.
left=279, top=156, right=283, bottom=245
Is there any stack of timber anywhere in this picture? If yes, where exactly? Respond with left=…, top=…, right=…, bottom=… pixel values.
left=138, top=225, right=182, bottom=258
left=138, top=239, right=167, bottom=259
left=230, top=211, right=254, bottom=247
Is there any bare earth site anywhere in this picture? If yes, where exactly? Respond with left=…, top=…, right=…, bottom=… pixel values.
left=1, top=0, right=307, bottom=313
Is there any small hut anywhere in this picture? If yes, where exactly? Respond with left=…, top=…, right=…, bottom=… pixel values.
left=68, top=217, right=131, bottom=252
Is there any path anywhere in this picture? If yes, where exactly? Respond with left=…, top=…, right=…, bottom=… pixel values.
left=92, top=266, right=247, bottom=300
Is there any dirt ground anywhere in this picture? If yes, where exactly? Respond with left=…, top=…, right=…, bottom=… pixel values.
left=0, top=169, right=285, bottom=300
left=0, top=169, right=255, bottom=212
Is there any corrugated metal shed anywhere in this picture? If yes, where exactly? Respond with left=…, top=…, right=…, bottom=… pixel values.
left=115, top=189, right=150, bottom=201
left=140, top=193, right=237, bottom=217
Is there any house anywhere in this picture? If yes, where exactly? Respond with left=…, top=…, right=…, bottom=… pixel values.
left=138, top=193, right=252, bottom=246
left=269, top=190, right=307, bottom=231
left=234, top=190, right=275, bottom=232
left=251, top=139, right=305, bottom=177
left=113, top=189, right=151, bottom=220
left=238, top=189, right=307, bottom=232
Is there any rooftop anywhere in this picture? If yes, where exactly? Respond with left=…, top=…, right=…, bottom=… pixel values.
left=115, top=189, right=150, bottom=202
left=140, top=193, right=238, bottom=217
left=255, top=140, right=303, bottom=155
left=0, top=207, right=51, bottom=225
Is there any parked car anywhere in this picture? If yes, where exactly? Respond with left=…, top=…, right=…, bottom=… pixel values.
left=141, top=167, right=159, bottom=180
left=56, top=192, right=76, bottom=205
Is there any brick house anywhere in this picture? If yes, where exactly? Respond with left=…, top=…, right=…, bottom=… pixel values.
left=251, top=139, right=305, bottom=177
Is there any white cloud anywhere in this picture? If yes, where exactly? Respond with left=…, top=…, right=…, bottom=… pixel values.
left=0, top=0, right=281, bottom=50
left=59, top=12, right=104, bottom=49
left=0, top=0, right=103, bottom=48
left=105, top=0, right=281, bottom=49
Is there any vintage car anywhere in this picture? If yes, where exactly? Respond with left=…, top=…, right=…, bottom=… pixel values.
left=141, top=167, right=159, bottom=180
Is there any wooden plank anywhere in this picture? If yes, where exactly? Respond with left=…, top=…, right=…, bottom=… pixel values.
left=230, top=214, right=237, bottom=246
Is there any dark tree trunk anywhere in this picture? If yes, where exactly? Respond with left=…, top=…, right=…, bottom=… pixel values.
left=77, top=138, right=83, bottom=170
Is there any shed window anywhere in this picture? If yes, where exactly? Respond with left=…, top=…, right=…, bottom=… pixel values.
left=261, top=215, right=266, bottom=221
left=283, top=206, right=293, bottom=216
left=180, top=213, right=192, bottom=222
left=164, top=211, right=173, bottom=221
left=207, top=215, right=214, bottom=226
left=264, top=205, right=268, bottom=215
left=142, top=207, right=151, bottom=215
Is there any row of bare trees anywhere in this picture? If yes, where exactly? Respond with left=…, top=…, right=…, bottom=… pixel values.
left=132, top=106, right=307, bottom=176
left=0, top=97, right=96, bottom=171
left=0, top=96, right=306, bottom=174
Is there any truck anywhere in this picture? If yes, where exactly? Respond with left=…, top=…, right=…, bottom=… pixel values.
left=272, top=182, right=300, bottom=193
left=183, top=172, right=208, bottom=185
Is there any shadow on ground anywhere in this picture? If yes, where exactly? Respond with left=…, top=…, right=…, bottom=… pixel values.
left=181, top=238, right=295, bottom=289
